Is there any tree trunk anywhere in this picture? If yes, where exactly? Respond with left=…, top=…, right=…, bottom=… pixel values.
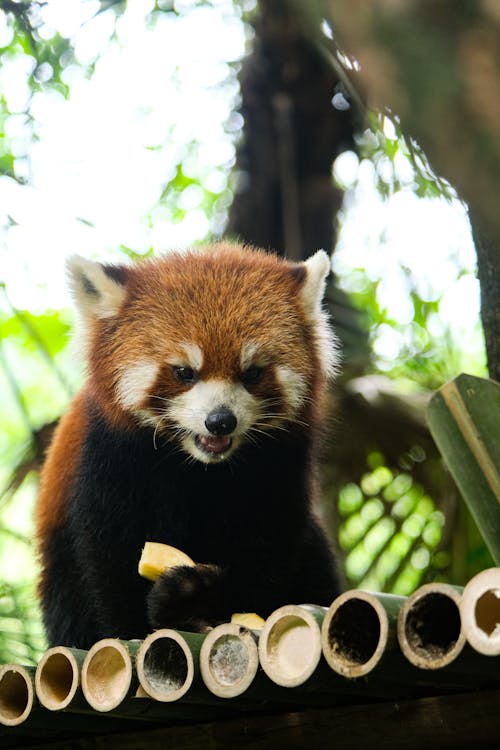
left=227, top=0, right=355, bottom=260
left=472, top=227, right=500, bottom=383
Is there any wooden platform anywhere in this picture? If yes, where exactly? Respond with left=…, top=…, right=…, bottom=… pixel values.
left=3, top=688, right=500, bottom=750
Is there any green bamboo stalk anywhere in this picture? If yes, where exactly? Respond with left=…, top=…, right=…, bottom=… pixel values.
left=427, top=373, right=500, bottom=564
left=82, top=691, right=243, bottom=723
left=136, top=629, right=204, bottom=702
left=257, top=604, right=326, bottom=688
left=322, top=590, right=405, bottom=678
left=398, top=583, right=465, bottom=669
left=0, top=661, right=152, bottom=732
left=397, top=580, right=500, bottom=689
left=0, top=664, right=35, bottom=726
left=35, top=646, right=88, bottom=712
left=199, top=622, right=260, bottom=698
left=319, top=586, right=500, bottom=698
left=81, top=638, right=141, bottom=712
left=137, top=618, right=352, bottom=711
left=460, top=567, right=500, bottom=655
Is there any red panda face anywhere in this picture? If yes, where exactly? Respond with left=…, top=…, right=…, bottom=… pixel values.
left=67, top=244, right=338, bottom=464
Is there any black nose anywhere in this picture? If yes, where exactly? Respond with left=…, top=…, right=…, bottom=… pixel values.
left=205, top=408, right=237, bottom=436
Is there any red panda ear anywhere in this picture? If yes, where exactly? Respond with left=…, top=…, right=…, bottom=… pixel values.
left=296, top=250, right=339, bottom=378
left=66, top=255, right=128, bottom=320
left=296, top=250, right=331, bottom=322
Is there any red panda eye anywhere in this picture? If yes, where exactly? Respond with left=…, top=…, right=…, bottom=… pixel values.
left=173, top=366, right=198, bottom=385
left=241, top=365, right=264, bottom=387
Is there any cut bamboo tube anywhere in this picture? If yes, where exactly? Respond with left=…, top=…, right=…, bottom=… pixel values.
left=398, top=583, right=465, bottom=668
left=258, top=604, right=325, bottom=687
left=200, top=622, right=260, bottom=698
left=321, top=590, right=404, bottom=678
left=460, top=567, right=500, bottom=655
left=0, top=664, right=34, bottom=726
left=136, top=629, right=204, bottom=702
left=321, top=588, right=500, bottom=696
left=81, top=638, right=140, bottom=712
left=35, top=646, right=87, bottom=711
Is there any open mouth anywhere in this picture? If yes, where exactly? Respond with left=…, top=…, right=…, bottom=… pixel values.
left=194, top=434, right=233, bottom=456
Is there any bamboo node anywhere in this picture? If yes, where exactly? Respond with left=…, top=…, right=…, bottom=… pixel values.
left=200, top=623, right=259, bottom=698
left=461, top=568, right=500, bottom=655
left=398, top=584, right=464, bottom=668
left=35, top=648, right=79, bottom=711
left=0, top=665, right=33, bottom=727
left=258, top=605, right=322, bottom=687
left=321, top=592, right=387, bottom=677
left=474, top=589, right=500, bottom=638
left=136, top=629, right=194, bottom=702
left=82, top=640, right=133, bottom=712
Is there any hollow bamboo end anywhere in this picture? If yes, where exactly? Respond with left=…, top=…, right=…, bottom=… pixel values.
left=258, top=605, right=322, bottom=688
left=321, top=590, right=388, bottom=678
left=81, top=639, right=133, bottom=712
left=200, top=622, right=259, bottom=698
left=398, top=583, right=465, bottom=669
left=35, top=647, right=79, bottom=711
left=460, top=567, right=500, bottom=655
left=136, top=629, right=194, bottom=702
left=0, top=664, right=34, bottom=726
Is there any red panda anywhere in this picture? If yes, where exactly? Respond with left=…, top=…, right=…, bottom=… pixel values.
left=35, top=242, right=341, bottom=648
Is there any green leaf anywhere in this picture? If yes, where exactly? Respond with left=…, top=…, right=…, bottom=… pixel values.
left=0, top=311, right=71, bottom=356
left=427, top=373, right=500, bottom=564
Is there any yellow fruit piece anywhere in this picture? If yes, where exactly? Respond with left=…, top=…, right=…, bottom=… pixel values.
left=231, top=612, right=265, bottom=630
left=139, top=543, right=265, bottom=631
left=138, top=541, right=195, bottom=581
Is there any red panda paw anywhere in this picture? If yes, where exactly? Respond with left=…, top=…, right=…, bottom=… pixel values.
left=146, top=563, right=228, bottom=633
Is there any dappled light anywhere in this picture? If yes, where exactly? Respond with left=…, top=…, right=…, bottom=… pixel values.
left=0, top=0, right=494, bottom=665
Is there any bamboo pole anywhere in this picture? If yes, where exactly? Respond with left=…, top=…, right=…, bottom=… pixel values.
left=200, top=618, right=360, bottom=709
left=321, top=590, right=404, bottom=678
left=397, top=583, right=465, bottom=668
left=460, top=567, right=500, bottom=655
left=0, top=664, right=35, bottom=726
left=319, top=586, right=500, bottom=697
left=256, top=601, right=436, bottom=703
left=1, top=659, right=158, bottom=732
left=35, top=646, right=88, bottom=711
left=81, top=638, right=141, bottom=712
left=394, top=581, right=500, bottom=692
left=199, top=622, right=260, bottom=698
left=136, top=629, right=204, bottom=702
left=257, top=605, right=325, bottom=687
left=427, top=374, right=500, bottom=565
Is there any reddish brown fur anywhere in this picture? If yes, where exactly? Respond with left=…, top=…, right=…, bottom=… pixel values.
left=35, top=390, right=88, bottom=581
left=84, top=243, right=326, bottom=431
left=35, top=243, right=340, bottom=646
left=37, top=244, right=327, bottom=547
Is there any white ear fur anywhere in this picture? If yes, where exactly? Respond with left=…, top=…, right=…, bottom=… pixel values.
left=66, top=255, right=127, bottom=320
left=300, top=249, right=340, bottom=379
left=300, top=249, right=331, bottom=321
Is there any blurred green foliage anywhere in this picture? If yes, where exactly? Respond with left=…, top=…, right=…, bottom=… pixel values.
left=333, top=112, right=486, bottom=386
left=337, top=452, right=448, bottom=595
left=0, top=0, right=488, bottom=665
left=0, top=581, right=45, bottom=665
left=0, top=303, right=74, bottom=664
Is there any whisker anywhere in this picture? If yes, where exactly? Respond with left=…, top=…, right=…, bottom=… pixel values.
left=257, top=413, right=311, bottom=429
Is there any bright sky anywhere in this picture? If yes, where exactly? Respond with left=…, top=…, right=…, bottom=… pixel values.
left=0, top=0, right=482, bottom=363
left=1, top=0, right=248, bottom=308
left=333, top=147, right=480, bottom=333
